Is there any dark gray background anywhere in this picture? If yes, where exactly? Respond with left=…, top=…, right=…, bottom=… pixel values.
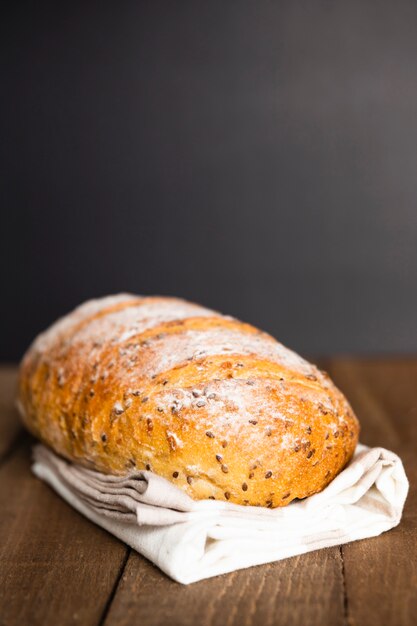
left=1, top=1, right=417, bottom=362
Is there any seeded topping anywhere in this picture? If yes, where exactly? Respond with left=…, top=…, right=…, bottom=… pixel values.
left=112, top=402, right=124, bottom=416
left=166, top=433, right=178, bottom=451
left=25, top=293, right=358, bottom=511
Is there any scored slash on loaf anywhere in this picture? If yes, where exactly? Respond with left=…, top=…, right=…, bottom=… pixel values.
left=18, top=294, right=359, bottom=507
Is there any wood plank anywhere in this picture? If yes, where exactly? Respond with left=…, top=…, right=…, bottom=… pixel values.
left=0, top=366, right=22, bottom=460
left=104, top=547, right=345, bottom=626
left=340, top=357, right=417, bottom=445
left=0, top=437, right=129, bottom=626
left=327, top=357, right=417, bottom=626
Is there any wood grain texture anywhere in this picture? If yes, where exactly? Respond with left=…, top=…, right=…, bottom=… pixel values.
left=0, top=365, right=21, bottom=461
left=327, top=358, right=417, bottom=626
left=104, top=548, right=345, bottom=626
left=0, top=437, right=129, bottom=626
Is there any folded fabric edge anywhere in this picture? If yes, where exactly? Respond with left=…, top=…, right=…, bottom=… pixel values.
left=31, top=441, right=409, bottom=585
left=31, top=454, right=408, bottom=584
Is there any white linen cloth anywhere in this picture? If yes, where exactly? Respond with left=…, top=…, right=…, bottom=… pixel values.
left=32, top=443, right=408, bottom=584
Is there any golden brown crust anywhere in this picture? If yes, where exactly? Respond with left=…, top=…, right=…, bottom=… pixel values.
left=18, top=294, right=360, bottom=507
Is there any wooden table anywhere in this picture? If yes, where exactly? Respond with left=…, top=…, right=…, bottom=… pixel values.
left=1, top=358, right=416, bottom=626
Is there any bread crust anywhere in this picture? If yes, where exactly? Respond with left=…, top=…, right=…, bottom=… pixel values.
left=18, top=294, right=359, bottom=507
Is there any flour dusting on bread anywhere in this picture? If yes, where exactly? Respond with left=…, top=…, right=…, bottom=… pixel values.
left=19, top=294, right=359, bottom=507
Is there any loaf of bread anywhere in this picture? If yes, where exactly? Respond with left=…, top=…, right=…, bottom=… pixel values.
left=18, top=294, right=359, bottom=507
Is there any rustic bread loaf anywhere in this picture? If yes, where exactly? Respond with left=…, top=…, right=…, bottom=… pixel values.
left=18, top=294, right=359, bottom=507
